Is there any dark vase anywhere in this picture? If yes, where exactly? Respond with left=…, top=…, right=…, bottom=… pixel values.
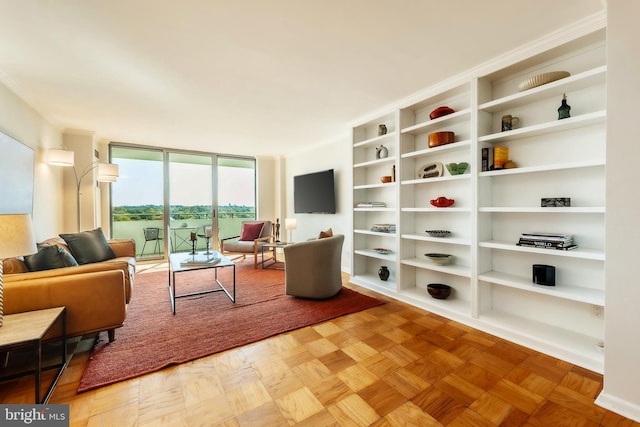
left=378, top=266, right=390, bottom=281
left=558, top=94, right=571, bottom=119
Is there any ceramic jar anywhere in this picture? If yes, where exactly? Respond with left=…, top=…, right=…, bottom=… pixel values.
left=378, top=266, right=390, bottom=281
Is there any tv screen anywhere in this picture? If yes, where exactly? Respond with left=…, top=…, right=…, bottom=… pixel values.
left=294, top=169, right=336, bottom=214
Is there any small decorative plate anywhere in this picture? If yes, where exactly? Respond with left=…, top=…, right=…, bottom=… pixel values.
left=426, top=230, right=451, bottom=238
left=518, top=71, right=570, bottom=91
left=373, top=248, right=392, bottom=255
left=417, top=162, right=443, bottom=179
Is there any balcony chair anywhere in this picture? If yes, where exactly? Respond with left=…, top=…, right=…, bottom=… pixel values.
left=283, top=234, right=344, bottom=299
left=141, top=227, right=163, bottom=256
left=219, top=220, right=274, bottom=268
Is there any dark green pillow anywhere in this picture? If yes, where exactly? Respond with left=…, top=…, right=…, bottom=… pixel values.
left=60, top=227, right=115, bottom=265
left=24, top=245, right=79, bottom=271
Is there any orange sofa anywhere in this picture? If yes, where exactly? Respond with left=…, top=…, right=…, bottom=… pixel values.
left=3, top=238, right=135, bottom=342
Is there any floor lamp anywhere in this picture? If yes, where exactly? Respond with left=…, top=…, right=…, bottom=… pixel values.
left=48, top=149, right=119, bottom=231
left=0, top=214, right=37, bottom=327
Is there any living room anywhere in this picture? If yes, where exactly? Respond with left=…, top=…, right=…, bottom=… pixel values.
left=1, top=1, right=639, bottom=425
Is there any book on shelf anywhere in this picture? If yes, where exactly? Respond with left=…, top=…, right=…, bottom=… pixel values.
left=516, top=242, right=578, bottom=251
left=181, top=254, right=221, bottom=266
left=356, top=202, right=386, bottom=208
left=520, top=232, right=574, bottom=242
left=517, top=238, right=574, bottom=248
left=481, top=147, right=494, bottom=172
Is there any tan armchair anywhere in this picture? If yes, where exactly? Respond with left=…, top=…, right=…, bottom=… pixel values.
left=283, top=234, right=344, bottom=299
left=219, top=220, right=273, bottom=268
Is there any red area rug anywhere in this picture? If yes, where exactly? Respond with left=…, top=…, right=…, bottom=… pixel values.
left=77, top=260, right=383, bottom=392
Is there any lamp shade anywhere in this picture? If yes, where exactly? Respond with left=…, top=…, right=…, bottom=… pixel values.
left=47, top=149, right=74, bottom=167
left=0, top=214, right=37, bottom=259
left=285, top=218, right=297, bottom=230
left=97, top=163, right=119, bottom=182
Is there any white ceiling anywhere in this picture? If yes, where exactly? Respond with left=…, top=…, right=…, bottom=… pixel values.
left=0, top=0, right=604, bottom=157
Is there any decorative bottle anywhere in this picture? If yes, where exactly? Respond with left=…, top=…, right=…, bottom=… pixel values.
left=378, top=266, right=390, bottom=281
left=558, top=94, right=571, bottom=120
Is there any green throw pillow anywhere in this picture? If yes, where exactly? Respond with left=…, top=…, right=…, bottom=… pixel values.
left=60, top=227, right=115, bottom=265
left=24, top=245, right=79, bottom=271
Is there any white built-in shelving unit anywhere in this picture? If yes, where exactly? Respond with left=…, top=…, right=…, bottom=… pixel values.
left=350, top=23, right=606, bottom=373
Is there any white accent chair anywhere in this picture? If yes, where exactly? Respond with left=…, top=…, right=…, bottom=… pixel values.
left=283, top=234, right=344, bottom=299
left=219, top=220, right=273, bottom=268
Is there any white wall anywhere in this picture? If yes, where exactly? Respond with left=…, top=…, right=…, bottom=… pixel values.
left=284, top=136, right=352, bottom=271
left=0, top=81, right=64, bottom=240
left=596, top=1, right=640, bottom=421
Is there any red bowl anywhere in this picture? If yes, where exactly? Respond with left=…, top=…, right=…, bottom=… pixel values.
left=429, top=106, right=455, bottom=120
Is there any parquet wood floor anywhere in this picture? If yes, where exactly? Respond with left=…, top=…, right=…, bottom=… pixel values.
left=1, top=267, right=638, bottom=426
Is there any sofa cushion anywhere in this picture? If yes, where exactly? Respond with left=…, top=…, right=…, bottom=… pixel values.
left=24, top=244, right=79, bottom=271
left=240, top=222, right=264, bottom=241
left=60, top=227, right=116, bottom=265
left=318, top=228, right=334, bottom=239
left=2, top=257, right=29, bottom=274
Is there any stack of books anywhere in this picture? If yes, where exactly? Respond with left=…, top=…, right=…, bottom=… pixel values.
left=356, top=202, right=386, bottom=208
left=517, top=232, right=577, bottom=251
left=371, top=224, right=396, bottom=233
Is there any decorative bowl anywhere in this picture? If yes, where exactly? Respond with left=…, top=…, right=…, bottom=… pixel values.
left=373, top=248, right=392, bottom=255
left=428, top=131, right=455, bottom=148
left=425, top=253, right=453, bottom=266
left=518, top=71, right=570, bottom=92
left=380, top=175, right=392, bottom=183
left=446, top=162, right=469, bottom=175
left=427, top=283, right=452, bottom=299
left=429, top=106, right=455, bottom=120
left=426, top=230, right=451, bottom=238
left=430, top=196, right=455, bottom=208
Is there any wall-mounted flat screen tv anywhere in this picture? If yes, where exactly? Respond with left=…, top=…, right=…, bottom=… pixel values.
left=294, top=169, right=336, bottom=214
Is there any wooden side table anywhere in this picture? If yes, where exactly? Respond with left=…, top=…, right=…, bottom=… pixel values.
left=0, top=307, right=67, bottom=403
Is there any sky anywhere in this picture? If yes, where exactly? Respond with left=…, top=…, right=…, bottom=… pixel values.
left=112, top=158, right=255, bottom=207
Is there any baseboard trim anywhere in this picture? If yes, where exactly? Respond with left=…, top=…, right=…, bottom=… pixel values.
left=596, top=391, right=640, bottom=423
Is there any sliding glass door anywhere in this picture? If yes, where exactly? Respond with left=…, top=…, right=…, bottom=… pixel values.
left=109, top=145, right=256, bottom=259
left=167, top=153, right=213, bottom=254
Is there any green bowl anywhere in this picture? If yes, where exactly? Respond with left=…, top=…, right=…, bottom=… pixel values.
left=446, top=162, right=469, bottom=175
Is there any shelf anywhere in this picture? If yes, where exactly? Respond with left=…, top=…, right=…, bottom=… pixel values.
left=401, top=257, right=471, bottom=278
left=350, top=274, right=397, bottom=294
left=478, top=206, right=605, bottom=213
left=479, top=66, right=607, bottom=113
left=479, top=160, right=604, bottom=177
left=401, top=109, right=471, bottom=135
left=402, top=174, right=470, bottom=185
left=354, top=229, right=397, bottom=237
left=478, top=310, right=603, bottom=373
left=401, top=233, right=471, bottom=246
left=401, top=140, right=471, bottom=158
left=354, top=207, right=395, bottom=212
left=401, top=207, right=471, bottom=213
left=354, top=157, right=396, bottom=169
left=399, top=287, right=470, bottom=318
left=354, top=183, right=396, bottom=190
left=478, top=110, right=606, bottom=143
left=354, top=249, right=397, bottom=262
left=478, top=240, right=604, bottom=260
left=478, top=270, right=604, bottom=305
left=353, top=131, right=397, bottom=148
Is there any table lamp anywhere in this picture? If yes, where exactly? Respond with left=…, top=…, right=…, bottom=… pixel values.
left=285, top=218, right=297, bottom=243
left=0, top=214, right=37, bottom=327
